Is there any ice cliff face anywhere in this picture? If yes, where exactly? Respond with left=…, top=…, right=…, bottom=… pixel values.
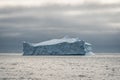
left=23, top=37, right=92, bottom=55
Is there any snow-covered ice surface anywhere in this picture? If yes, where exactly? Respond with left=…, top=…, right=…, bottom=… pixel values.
left=0, top=53, right=120, bottom=80
left=31, top=37, right=91, bottom=46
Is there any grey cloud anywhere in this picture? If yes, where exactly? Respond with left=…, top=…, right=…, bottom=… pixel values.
left=0, top=3, right=120, bottom=53
left=0, top=3, right=120, bottom=15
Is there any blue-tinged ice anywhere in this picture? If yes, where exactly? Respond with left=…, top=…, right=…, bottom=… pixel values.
left=23, top=37, right=93, bottom=55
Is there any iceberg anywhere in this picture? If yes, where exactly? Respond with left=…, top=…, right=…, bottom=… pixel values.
left=23, top=37, right=93, bottom=55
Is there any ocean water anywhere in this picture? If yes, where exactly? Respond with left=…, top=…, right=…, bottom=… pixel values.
left=0, top=53, right=120, bottom=80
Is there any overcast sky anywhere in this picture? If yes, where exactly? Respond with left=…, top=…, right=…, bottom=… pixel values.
left=0, top=0, right=120, bottom=53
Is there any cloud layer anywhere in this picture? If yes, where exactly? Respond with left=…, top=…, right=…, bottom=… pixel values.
left=0, top=0, right=120, bottom=53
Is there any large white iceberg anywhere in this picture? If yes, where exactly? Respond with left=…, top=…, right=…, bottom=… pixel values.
left=23, top=37, right=93, bottom=55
